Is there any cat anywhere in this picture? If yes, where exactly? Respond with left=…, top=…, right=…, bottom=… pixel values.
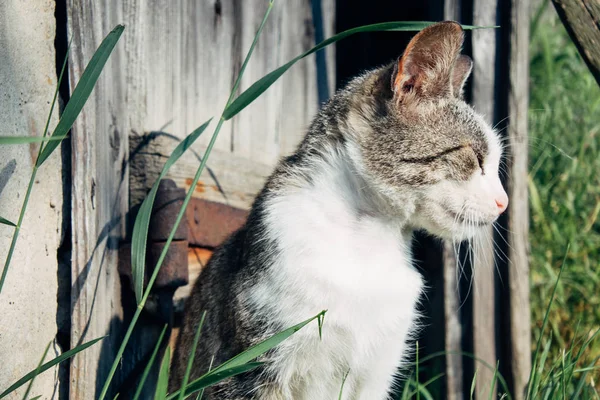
left=169, top=21, right=508, bottom=400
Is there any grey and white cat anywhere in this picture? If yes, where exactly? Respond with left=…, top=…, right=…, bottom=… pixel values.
left=170, top=21, right=508, bottom=399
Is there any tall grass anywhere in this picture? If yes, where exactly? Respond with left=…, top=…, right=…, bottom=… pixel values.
left=528, top=2, right=600, bottom=376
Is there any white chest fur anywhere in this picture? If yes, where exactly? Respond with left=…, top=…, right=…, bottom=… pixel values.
left=249, top=161, right=424, bottom=400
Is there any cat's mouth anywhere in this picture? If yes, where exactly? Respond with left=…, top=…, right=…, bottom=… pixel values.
left=442, top=205, right=491, bottom=227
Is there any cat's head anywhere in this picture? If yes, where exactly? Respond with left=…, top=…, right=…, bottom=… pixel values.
left=346, top=21, right=507, bottom=240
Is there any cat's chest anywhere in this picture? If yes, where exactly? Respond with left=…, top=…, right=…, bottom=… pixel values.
left=263, top=191, right=424, bottom=328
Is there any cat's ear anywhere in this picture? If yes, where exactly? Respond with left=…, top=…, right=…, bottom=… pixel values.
left=451, top=55, right=473, bottom=99
left=392, top=21, right=465, bottom=103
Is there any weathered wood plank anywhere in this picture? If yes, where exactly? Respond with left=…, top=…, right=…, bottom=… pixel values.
left=551, top=0, right=600, bottom=86
left=130, top=134, right=273, bottom=210
left=443, top=2, right=465, bottom=399
left=128, top=1, right=333, bottom=208
left=443, top=242, right=464, bottom=400
left=507, top=0, right=532, bottom=397
left=67, top=1, right=128, bottom=398
left=471, top=0, right=498, bottom=397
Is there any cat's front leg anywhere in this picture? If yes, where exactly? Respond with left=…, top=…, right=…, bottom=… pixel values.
left=350, top=339, right=408, bottom=400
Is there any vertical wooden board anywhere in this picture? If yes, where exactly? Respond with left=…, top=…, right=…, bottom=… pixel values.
left=443, top=242, right=464, bottom=400
left=321, top=0, right=337, bottom=98
left=67, top=1, right=128, bottom=398
left=277, top=1, right=320, bottom=157
left=443, top=3, right=464, bottom=399
left=234, top=1, right=320, bottom=165
left=507, top=0, right=531, bottom=397
left=471, top=0, right=498, bottom=397
left=138, top=0, right=237, bottom=150
left=127, top=0, right=334, bottom=211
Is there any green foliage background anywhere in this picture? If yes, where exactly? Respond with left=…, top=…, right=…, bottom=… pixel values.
left=529, top=3, right=600, bottom=372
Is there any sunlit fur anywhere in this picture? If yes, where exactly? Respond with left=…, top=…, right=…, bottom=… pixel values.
left=170, top=22, right=508, bottom=400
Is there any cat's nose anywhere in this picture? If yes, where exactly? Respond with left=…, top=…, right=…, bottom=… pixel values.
left=495, top=192, right=508, bottom=214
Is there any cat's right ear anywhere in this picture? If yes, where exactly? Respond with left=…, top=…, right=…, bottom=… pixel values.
left=392, top=21, right=465, bottom=104
left=451, top=55, right=473, bottom=99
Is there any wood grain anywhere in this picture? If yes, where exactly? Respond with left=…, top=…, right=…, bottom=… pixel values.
left=551, top=0, right=600, bottom=86
left=443, top=243, right=464, bottom=400
left=443, top=2, right=464, bottom=399
left=130, top=134, right=273, bottom=210
left=471, top=0, right=498, bottom=397
left=67, top=1, right=128, bottom=398
left=508, top=0, right=532, bottom=397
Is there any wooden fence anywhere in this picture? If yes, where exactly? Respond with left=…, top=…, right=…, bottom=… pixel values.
left=63, top=0, right=530, bottom=398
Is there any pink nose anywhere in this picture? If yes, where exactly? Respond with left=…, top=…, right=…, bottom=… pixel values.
left=495, top=196, right=508, bottom=214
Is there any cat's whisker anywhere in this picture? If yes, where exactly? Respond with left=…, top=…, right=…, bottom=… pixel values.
left=492, top=223, right=517, bottom=254
left=493, top=222, right=516, bottom=235
left=492, top=115, right=512, bottom=131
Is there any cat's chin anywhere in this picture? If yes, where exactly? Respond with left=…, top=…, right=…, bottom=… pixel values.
left=418, top=219, right=490, bottom=242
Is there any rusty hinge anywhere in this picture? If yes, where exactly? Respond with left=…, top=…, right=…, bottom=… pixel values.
left=118, top=179, right=250, bottom=302
left=119, top=179, right=190, bottom=296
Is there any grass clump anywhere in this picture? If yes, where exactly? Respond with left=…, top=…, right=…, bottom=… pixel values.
left=528, top=1, right=600, bottom=385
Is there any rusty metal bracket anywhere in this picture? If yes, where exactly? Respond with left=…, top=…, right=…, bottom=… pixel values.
left=186, top=196, right=248, bottom=248
left=119, top=179, right=190, bottom=293
left=118, top=178, right=250, bottom=316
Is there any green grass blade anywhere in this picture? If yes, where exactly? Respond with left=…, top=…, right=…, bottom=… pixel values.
left=223, top=22, right=485, bottom=120
left=98, top=2, right=274, bottom=397
left=29, top=396, right=42, bottom=400
left=572, top=328, right=600, bottom=368
left=166, top=311, right=325, bottom=400
left=0, top=37, right=70, bottom=146
left=573, top=356, right=600, bottom=398
left=531, top=331, right=553, bottom=397
left=179, top=311, right=207, bottom=400
left=415, top=350, right=512, bottom=399
left=0, top=25, right=121, bottom=295
left=224, top=0, right=274, bottom=107
left=338, top=369, right=350, bottom=400
left=410, top=380, right=435, bottom=400
left=195, top=356, right=214, bottom=400
left=416, top=341, right=420, bottom=400
left=37, top=24, right=124, bottom=166
left=526, top=245, right=569, bottom=400
left=488, top=362, right=500, bottom=400
left=0, top=217, right=16, bottom=227
left=401, top=375, right=412, bottom=400
left=471, top=369, right=478, bottom=400
left=41, top=35, right=72, bottom=141
left=21, top=342, right=51, bottom=400
left=210, top=310, right=326, bottom=374
left=155, top=346, right=171, bottom=400
left=0, top=136, right=66, bottom=144
left=132, top=324, right=168, bottom=400
left=408, top=372, right=446, bottom=398
left=130, top=118, right=211, bottom=303
left=166, top=363, right=264, bottom=400
left=0, top=337, right=104, bottom=399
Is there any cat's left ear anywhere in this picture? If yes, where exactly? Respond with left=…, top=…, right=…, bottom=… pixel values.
left=392, top=21, right=466, bottom=103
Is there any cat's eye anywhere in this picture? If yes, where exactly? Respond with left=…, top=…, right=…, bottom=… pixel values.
left=476, top=152, right=485, bottom=175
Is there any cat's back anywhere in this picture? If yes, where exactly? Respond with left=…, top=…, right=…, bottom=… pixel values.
left=169, top=225, right=253, bottom=392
